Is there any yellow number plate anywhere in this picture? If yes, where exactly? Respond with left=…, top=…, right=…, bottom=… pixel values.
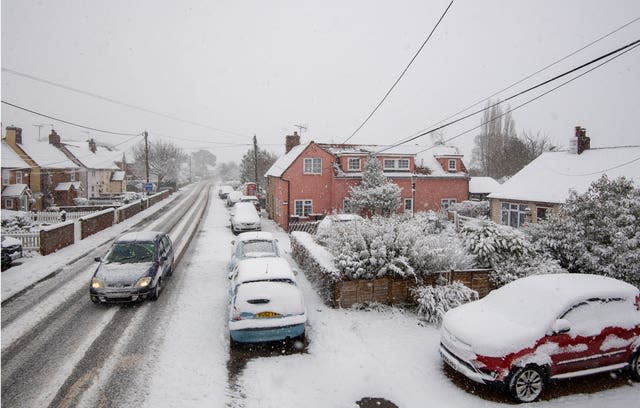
left=256, top=311, right=280, bottom=318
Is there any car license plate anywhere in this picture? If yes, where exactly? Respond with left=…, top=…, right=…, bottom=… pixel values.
left=440, top=350, right=457, bottom=370
left=256, top=311, right=280, bottom=318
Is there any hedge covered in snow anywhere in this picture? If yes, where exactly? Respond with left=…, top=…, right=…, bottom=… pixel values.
left=412, top=279, right=479, bottom=325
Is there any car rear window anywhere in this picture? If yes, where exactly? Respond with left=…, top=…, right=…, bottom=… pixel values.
left=241, top=241, right=276, bottom=255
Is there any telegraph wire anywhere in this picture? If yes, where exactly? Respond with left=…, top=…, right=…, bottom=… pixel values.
left=412, top=41, right=640, bottom=156
left=399, top=16, right=640, bottom=145
left=547, top=155, right=640, bottom=177
left=378, top=38, right=640, bottom=154
left=342, top=0, right=454, bottom=144
left=1, top=100, right=142, bottom=137
left=2, top=67, right=249, bottom=139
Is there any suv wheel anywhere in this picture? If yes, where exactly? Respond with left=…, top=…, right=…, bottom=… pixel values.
left=508, top=365, right=545, bottom=403
left=631, top=349, right=640, bottom=381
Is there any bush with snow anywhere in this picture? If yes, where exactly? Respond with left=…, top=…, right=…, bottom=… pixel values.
left=461, top=219, right=534, bottom=268
left=450, top=200, right=490, bottom=218
left=323, top=212, right=474, bottom=280
left=412, top=277, right=478, bottom=325
left=1, top=212, right=36, bottom=232
left=527, top=176, right=640, bottom=287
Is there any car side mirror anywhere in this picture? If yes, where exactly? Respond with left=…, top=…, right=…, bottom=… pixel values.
left=161, top=255, right=168, bottom=262
left=552, top=319, right=571, bottom=335
left=227, top=271, right=234, bottom=280
left=293, top=268, right=299, bottom=276
left=231, top=240, right=235, bottom=245
left=94, top=257, right=101, bottom=262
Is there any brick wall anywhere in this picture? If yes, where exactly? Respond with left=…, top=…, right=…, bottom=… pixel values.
left=117, top=199, right=146, bottom=222
left=40, top=221, right=75, bottom=255
left=80, top=208, right=115, bottom=239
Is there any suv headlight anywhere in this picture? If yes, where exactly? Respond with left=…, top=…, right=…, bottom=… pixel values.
left=135, top=277, right=152, bottom=288
left=91, top=278, right=103, bottom=289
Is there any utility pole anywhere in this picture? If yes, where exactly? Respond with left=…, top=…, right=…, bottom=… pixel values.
left=144, top=130, right=150, bottom=184
left=253, top=134, right=259, bottom=186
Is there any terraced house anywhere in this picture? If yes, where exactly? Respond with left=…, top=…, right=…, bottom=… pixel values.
left=265, top=132, right=470, bottom=230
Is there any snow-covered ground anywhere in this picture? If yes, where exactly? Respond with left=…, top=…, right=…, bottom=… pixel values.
left=2, top=186, right=638, bottom=407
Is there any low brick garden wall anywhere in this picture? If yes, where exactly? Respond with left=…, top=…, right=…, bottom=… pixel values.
left=80, top=208, right=115, bottom=239
left=290, top=231, right=492, bottom=308
left=40, top=221, right=75, bottom=255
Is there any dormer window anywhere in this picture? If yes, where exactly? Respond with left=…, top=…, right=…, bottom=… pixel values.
left=383, top=158, right=411, bottom=171
left=348, top=158, right=361, bottom=171
left=448, top=159, right=457, bottom=171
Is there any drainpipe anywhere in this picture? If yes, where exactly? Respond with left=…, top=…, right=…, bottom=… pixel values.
left=283, top=178, right=291, bottom=231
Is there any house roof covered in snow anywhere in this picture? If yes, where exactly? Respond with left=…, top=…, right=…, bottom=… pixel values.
left=488, top=145, right=640, bottom=204
left=55, top=182, right=82, bottom=191
left=265, top=143, right=310, bottom=177
left=62, top=140, right=121, bottom=170
left=470, top=177, right=501, bottom=194
left=2, top=183, right=30, bottom=197
left=111, top=171, right=126, bottom=181
left=17, top=140, right=79, bottom=169
left=1, top=141, right=31, bottom=169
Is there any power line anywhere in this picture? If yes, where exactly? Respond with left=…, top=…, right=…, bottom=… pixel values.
left=413, top=41, right=640, bottom=156
left=547, top=155, right=640, bottom=177
left=1, top=100, right=141, bottom=136
left=342, top=0, right=454, bottom=144
left=378, top=38, right=640, bottom=153
left=2, top=67, right=249, bottom=139
left=400, top=16, right=640, bottom=144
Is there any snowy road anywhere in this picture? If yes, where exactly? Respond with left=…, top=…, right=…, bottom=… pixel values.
left=2, top=183, right=638, bottom=407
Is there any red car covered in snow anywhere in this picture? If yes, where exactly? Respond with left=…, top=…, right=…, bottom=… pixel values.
left=439, top=274, right=640, bottom=403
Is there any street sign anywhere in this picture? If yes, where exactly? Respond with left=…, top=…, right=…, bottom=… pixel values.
left=145, top=182, right=154, bottom=193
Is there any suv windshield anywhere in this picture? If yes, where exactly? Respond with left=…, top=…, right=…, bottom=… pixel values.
left=105, top=242, right=155, bottom=264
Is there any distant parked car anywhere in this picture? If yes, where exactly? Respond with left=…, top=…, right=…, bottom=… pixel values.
left=439, top=274, right=640, bottom=403
left=1, top=235, right=23, bottom=269
left=228, top=257, right=306, bottom=346
left=239, top=195, right=260, bottom=211
left=89, top=231, right=174, bottom=303
left=315, top=213, right=363, bottom=241
left=226, top=190, right=243, bottom=207
left=229, top=231, right=280, bottom=271
left=230, top=202, right=261, bottom=235
left=218, top=185, right=234, bottom=199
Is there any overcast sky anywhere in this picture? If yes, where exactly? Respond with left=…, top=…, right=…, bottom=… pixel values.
left=2, top=0, right=639, bottom=165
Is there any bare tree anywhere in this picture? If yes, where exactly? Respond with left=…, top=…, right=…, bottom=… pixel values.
left=239, top=147, right=278, bottom=188
left=132, top=139, right=187, bottom=186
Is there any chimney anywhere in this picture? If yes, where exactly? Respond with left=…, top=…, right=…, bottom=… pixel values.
left=88, top=138, right=97, bottom=153
left=285, top=131, right=300, bottom=153
left=5, top=126, right=23, bottom=145
left=49, top=129, right=61, bottom=146
left=569, top=126, right=590, bottom=154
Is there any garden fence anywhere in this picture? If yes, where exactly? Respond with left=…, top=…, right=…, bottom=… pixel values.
left=3, top=231, right=40, bottom=251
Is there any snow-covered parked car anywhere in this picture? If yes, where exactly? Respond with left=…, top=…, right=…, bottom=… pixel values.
left=89, top=231, right=174, bottom=303
left=230, top=202, right=261, bottom=235
left=315, top=213, right=363, bottom=242
left=218, top=185, right=234, bottom=199
left=226, top=190, right=243, bottom=207
left=228, top=257, right=306, bottom=346
left=1, top=235, right=23, bottom=269
left=229, top=231, right=280, bottom=271
left=439, top=273, right=640, bottom=403
left=239, top=195, right=261, bottom=211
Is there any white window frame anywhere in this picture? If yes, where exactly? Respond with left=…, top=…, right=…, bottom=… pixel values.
left=404, top=198, right=413, bottom=213
left=15, top=171, right=23, bottom=184
left=441, top=198, right=457, bottom=210
left=294, top=199, right=313, bottom=216
left=303, top=158, right=322, bottom=174
left=347, top=158, right=361, bottom=171
left=448, top=159, right=456, bottom=171
left=2, top=170, right=10, bottom=185
left=70, top=171, right=76, bottom=182
left=5, top=199, right=13, bottom=209
left=501, top=202, right=529, bottom=228
left=383, top=158, right=410, bottom=170
left=343, top=198, right=353, bottom=214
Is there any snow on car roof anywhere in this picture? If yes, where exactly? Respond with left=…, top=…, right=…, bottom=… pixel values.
left=236, top=231, right=275, bottom=242
left=116, top=231, right=163, bottom=242
left=234, top=257, right=295, bottom=284
left=234, top=280, right=304, bottom=314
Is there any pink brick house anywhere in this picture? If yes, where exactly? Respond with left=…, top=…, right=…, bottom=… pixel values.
left=265, top=133, right=469, bottom=230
